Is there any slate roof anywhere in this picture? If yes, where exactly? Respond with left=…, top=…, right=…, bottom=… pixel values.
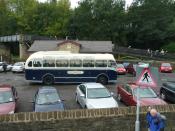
left=28, top=40, right=113, bottom=53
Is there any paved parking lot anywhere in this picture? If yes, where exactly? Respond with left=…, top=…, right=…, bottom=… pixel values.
left=0, top=72, right=175, bottom=112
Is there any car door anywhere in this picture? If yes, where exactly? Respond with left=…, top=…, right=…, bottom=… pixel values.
left=77, top=85, right=86, bottom=108
left=120, top=85, right=131, bottom=105
left=123, top=85, right=134, bottom=106
left=167, top=86, right=175, bottom=102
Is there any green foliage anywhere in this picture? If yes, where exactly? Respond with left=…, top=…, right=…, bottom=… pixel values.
left=1, top=0, right=175, bottom=52
left=163, top=42, right=175, bottom=53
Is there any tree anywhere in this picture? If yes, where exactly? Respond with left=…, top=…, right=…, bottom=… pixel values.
left=126, top=0, right=175, bottom=49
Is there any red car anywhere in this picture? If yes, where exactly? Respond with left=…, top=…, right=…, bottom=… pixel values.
left=0, top=85, right=18, bottom=115
left=126, top=64, right=136, bottom=76
left=159, top=63, right=173, bottom=73
left=116, top=64, right=126, bottom=75
left=117, top=83, right=167, bottom=106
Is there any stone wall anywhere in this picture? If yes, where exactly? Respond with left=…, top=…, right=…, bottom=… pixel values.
left=0, top=105, right=175, bottom=131
left=58, top=42, right=80, bottom=53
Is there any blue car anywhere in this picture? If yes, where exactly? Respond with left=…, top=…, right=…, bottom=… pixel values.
left=33, top=87, right=64, bottom=112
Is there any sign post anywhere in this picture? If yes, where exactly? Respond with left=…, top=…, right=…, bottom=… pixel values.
left=135, top=66, right=159, bottom=131
left=135, top=86, right=140, bottom=131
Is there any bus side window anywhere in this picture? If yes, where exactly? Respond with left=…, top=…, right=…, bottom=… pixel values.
left=70, top=60, right=82, bottom=67
left=83, top=60, right=94, bottom=67
left=43, top=59, right=55, bottom=67
left=56, top=60, right=69, bottom=67
left=28, top=61, right=32, bottom=67
left=33, top=59, right=42, bottom=67
left=108, top=60, right=116, bottom=67
left=95, top=60, right=107, bottom=67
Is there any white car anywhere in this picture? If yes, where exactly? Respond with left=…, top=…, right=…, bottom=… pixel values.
left=0, top=62, right=12, bottom=72
left=75, top=83, right=118, bottom=109
left=138, top=62, right=149, bottom=68
left=12, top=62, right=25, bottom=73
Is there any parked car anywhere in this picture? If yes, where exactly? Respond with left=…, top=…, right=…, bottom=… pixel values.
left=138, top=62, right=149, bottom=68
left=160, top=82, right=175, bottom=103
left=0, top=62, right=12, bottom=72
left=117, top=83, right=167, bottom=106
left=12, top=62, right=25, bottom=73
left=33, top=87, right=64, bottom=112
left=75, top=83, right=118, bottom=109
left=116, top=64, right=126, bottom=75
left=123, top=62, right=130, bottom=69
left=126, top=63, right=136, bottom=76
left=159, top=63, right=173, bottom=73
left=0, top=85, right=18, bottom=115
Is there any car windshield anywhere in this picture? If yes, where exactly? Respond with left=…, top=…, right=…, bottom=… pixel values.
left=0, top=91, right=14, bottom=104
left=87, top=88, right=111, bottom=99
left=162, top=63, right=171, bottom=67
left=36, top=92, right=60, bottom=105
left=166, top=83, right=175, bottom=91
left=117, top=64, right=124, bottom=68
left=133, top=88, right=157, bottom=98
left=14, top=63, right=23, bottom=66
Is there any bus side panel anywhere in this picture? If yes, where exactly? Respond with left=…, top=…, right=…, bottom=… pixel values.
left=25, top=69, right=117, bottom=83
left=106, top=69, right=118, bottom=81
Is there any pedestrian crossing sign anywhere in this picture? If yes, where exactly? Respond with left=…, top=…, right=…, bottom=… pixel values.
left=136, top=68, right=157, bottom=87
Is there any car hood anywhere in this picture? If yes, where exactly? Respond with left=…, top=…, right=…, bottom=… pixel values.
left=139, top=98, right=167, bottom=106
left=12, top=66, right=22, bottom=69
left=117, top=68, right=126, bottom=71
left=87, top=97, right=118, bottom=109
left=0, top=102, right=15, bottom=115
left=35, top=102, right=64, bottom=112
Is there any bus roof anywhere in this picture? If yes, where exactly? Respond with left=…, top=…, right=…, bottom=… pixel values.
left=27, top=51, right=115, bottom=61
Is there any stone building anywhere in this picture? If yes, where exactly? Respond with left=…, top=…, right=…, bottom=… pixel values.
left=28, top=40, right=113, bottom=54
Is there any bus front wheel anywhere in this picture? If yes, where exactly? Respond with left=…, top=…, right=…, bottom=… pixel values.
left=43, top=75, right=54, bottom=85
left=97, top=75, right=108, bottom=85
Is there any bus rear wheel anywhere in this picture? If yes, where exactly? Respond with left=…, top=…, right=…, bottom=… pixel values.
left=97, top=75, right=108, bottom=85
left=43, top=75, right=54, bottom=85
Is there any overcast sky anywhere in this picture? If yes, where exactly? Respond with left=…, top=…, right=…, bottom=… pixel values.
left=38, top=0, right=133, bottom=8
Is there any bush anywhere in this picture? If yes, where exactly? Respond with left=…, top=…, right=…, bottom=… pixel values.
left=163, top=42, right=175, bottom=53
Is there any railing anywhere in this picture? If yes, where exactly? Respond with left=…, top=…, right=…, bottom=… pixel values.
left=114, top=46, right=175, bottom=60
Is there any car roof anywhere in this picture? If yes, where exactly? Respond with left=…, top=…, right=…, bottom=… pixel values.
left=163, top=82, right=175, bottom=87
left=127, top=83, right=153, bottom=89
left=38, top=86, right=57, bottom=94
left=82, top=83, right=105, bottom=89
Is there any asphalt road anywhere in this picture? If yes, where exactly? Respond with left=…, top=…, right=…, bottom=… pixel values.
left=0, top=72, right=174, bottom=112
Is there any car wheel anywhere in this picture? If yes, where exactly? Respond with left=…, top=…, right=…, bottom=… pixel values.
left=118, top=94, right=122, bottom=101
left=97, top=75, right=108, bottom=85
left=43, top=75, right=54, bottom=85
left=160, top=91, right=166, bottom=100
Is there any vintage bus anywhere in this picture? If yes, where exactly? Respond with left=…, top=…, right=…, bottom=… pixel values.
left=25, top=51, right=117, bottom=85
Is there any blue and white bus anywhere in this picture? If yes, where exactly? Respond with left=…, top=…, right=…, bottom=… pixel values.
left=25, top=51, right=117, bottom=85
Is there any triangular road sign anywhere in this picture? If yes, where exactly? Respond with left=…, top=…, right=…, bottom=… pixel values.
left=136, top=68, right=157, bottom=87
